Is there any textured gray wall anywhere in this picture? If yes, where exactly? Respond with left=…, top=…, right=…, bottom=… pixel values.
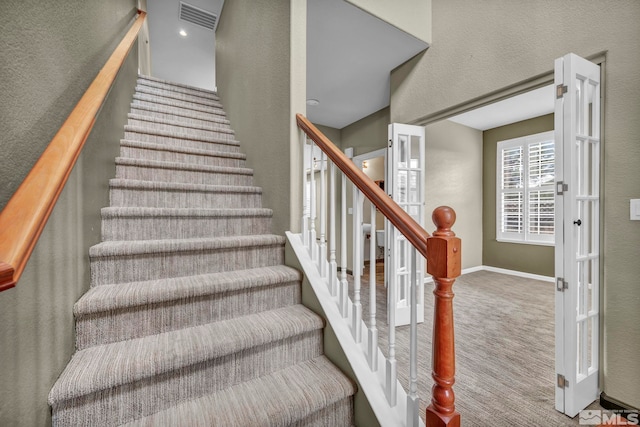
left=216, top=0, right=306, bottom=235
left=483, top=115, right=555, bottom=277
left=0, top=1, right=138, bottom=424
left=424, top=120, right=483, bottom=269
left=391, top=0, right=640, bottom=409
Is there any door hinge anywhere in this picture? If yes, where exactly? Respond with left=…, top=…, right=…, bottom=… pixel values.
left=388, top=139, right=393, bottom=148
left=556, top=181, right=568, bottom=195
left=556, top=84, right=568, bottom=98
left=557, top=374, right=569, bottom=388
left=556, top=277, right=568, bottom=292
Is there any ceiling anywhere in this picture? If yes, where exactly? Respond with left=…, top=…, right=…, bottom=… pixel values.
left=447, top=85, right=555, bottom=131
left=306, top=0, right=427, bottom=129
left=146, top=0, right=224, bottom=91
left=147, top=1, right=553, bottom=133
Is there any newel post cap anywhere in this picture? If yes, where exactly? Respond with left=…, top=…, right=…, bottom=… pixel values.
left=427, top=206, right=461, bottom=279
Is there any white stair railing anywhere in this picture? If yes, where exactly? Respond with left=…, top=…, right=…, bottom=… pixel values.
left=294, top=114, right=462, bottom=427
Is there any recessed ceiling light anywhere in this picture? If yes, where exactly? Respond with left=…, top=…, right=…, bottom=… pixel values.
left=179, top=29, right=188, bottom=37
left=306, top=99, right=320, bottom=106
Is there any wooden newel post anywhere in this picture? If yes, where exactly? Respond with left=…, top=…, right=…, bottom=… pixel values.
left=425, top=206, right=461, bottom=427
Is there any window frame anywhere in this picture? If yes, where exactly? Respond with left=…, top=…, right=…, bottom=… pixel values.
left=496, top=130, right=555, bottom=246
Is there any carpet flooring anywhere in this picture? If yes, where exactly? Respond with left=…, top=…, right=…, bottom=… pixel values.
left=351, top=264, right=603, bottom=426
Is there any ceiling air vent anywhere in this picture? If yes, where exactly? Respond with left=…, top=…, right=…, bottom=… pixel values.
left=179, top=2, right=217, bottom=31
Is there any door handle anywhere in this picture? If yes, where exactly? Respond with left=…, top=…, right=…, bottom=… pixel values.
left=573, top=219, right=582, bottom=226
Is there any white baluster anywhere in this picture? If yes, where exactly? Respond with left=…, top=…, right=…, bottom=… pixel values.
left=352, top=188, right=362, bottom=343
left=301, top=132, right=308, bottom=246
left=386, top=226, right=397, bottom=406
left=329, top=161, right=338, bottom=297
left=319, top=151, right=327, bottom=277
left=308, top=140, right=317, bottom=261
left=340, top=173, right=348, bottom=318
left=368, top=201, right=378, bottom=371
left=407, top=246, right=419, bottom=426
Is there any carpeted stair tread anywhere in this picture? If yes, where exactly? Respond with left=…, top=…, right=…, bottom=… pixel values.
left=74, top=265, right=301, bottom=348
left=75, top=265, right=299, bottom=316
left=124, top=125, right=239, bottom=146
left=101, top=205, right=272, bottom=240
left=114, top=157, right=253, bottom=176
left=109, top=178, right=261, bottom=193
left=133, top=93, right=226, bottom=117
left=120, top=140, right=245, bottom=158
left=137, top=75, right=220, bottom=100
left=49, top=304, right=323, bottom=404
left=119, top=140, right=246, bottom=167
left=127, top=113, right=233, bottom=134
left=130, top=103, right=230, bottom=126
left=90, top=234, right=284, bottom=258
left=135, top=85, right=224, bottom=109
left=122, top=356, right=356, bottom=427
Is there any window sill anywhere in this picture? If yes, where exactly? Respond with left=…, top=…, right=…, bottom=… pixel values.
left=496, top=238, right=555, bottom=247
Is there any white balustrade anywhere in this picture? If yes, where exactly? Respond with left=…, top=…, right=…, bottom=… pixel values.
left=298, top=135, right=423, bottom=426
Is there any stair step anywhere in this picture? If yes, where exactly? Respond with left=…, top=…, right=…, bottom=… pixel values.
left=75, top=265, right=301, bottom=348
left=123, top=125, right=239, bottom=152
left=114, top=157, right=254, bottom=187
left=89, top=235, right=285, bottom=285
left=136, top=85, right=224, bottom=109
left=127, top=113, right=233, bottom=134
left=123, top=357, right=356, bottom=427
left=137, top=75, right=220, bottom=101
left=101, top=205, right=270, bottom=240
left=130, top=103, right=230, bottom=127
left=120, top=140, right=246, bottom=167
left=49, top=306, right=324, bottom=427
left=109, top=179, right=263, bottom=209
left=133, top=93, right=226, bottom=117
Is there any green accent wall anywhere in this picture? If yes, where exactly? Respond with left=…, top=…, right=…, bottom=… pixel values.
left=483, top=114, right=555, bottom=276
left=0, top=2, right=138, bottom=424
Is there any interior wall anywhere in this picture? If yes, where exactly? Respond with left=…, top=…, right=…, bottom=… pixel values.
left=390, top=0, right=640, bottom=409
left=425, top=120, right=483, bottom=269
left=0, top=0, right=137, bottom=211
left=345, top=0, right=432, bottom=44
left=216, top=0, right=306, bottom=234
left=483, top=114, right=555, bottom=276
left=0, top=4, right=139, bottom=421
left=341, top=107, right=389, bottom=270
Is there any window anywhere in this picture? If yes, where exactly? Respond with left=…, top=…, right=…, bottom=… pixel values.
left=496, top=131, right=555, bottom=245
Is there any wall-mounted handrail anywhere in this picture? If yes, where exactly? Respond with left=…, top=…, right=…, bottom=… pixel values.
left=296, top=114, right=430, bottom=257
left=0, top=11, right=147, bottom=292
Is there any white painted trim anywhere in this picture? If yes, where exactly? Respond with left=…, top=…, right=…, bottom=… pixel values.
left=480, top=265, right=554, bottom=282
left=286, top=232, right=422, bottom=427
left=353, top=148, right=386, bottom=165
left=423, top=265, right=554, bottom=284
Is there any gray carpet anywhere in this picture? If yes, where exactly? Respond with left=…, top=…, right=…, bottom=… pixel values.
left=48, top=74, right=355, bottom=426
left=350, top=266, right=602, bottom=426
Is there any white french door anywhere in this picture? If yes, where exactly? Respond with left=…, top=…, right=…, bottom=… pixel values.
left=554, top=52, right=601, bottom=417
left=386, top=123, right=425, bottom=326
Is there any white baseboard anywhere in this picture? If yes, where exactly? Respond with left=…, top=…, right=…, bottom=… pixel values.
left=424, top=265, right=554, bottom=284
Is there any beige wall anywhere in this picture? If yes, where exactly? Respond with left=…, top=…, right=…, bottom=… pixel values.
left=346, top=0, right=432, bottom=44
left=425, top=120, right=483, bottom=269
left=216, top=0, right=306, bottom=235
left=390, top=0, right=640, bottom=409
left=483, top=114, right=555, bottom=277
left=0, top=2, right=139, bottom=422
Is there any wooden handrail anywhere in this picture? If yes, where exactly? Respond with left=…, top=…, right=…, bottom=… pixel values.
left=0, top=11, right=146, bottom=292
left=296, top=114, right=430, bottom=258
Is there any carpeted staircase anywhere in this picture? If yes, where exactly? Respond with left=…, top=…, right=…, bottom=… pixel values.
left=48, top=75, right=356, bottom=426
